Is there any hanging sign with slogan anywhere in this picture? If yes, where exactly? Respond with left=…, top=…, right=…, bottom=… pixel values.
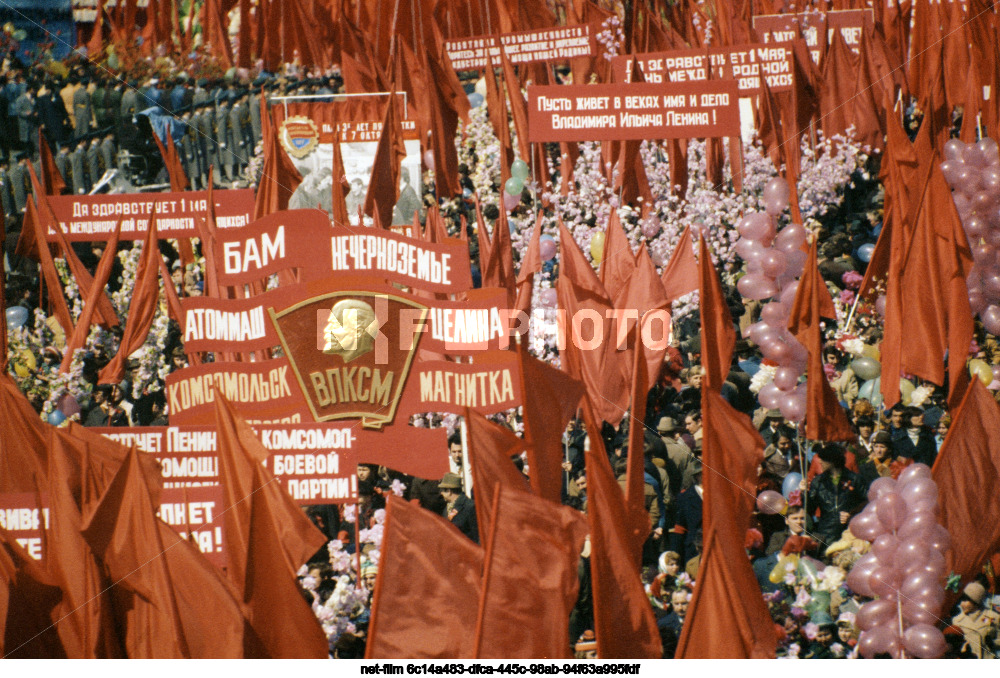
left=611, top=44, right=794, bottom=94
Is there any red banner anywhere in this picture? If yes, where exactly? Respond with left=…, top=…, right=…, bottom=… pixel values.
left=156, top=485, right=227, bottom=568
left=527, top=81, right=741, bottom=142
left=164, top=358, right=312, bottom=426
left=0, top=492, right=49, bottom=560
left=611, top=44, right=794, bottom=94
left=180, top=293, right=281, bottom=354
left=214, top=211, right=472, bottom=293
left=398, top=350, right=522, bottom=417
left=445, top=24, right=597, bottom=70
left=754, top=9, right=872, bottom=62
left=45, top=189, right=255, bottom=242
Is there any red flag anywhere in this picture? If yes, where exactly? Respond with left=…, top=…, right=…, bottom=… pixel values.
left=624, top=339, right=653, bottom=560
left=363, top=90, right=406, bottom=229
left=17, top=199, right=74, bottom=336
left=675, top=390, right=776, bottom=657
left=933, top=379, right=1000, bottom=585
left=0, top=525, right=66, bottom=657
left=698, top=236, right=734, bottom=392
left=87, top=0, right=106, bottom=58
left=666, top=138, right=688, bottom=197
left=156, top=251, right=185, bottom=328
left=200, top=0, right=234, bottom=68
left=212, top=390, right=329, bottom=657
left=622, top=244, right=671, bottom=381
left=60, top=219, right=122, bottom=373
left=464, top=407, right=529, bottom=546
left=80, top=445, right=245, bottom=657
left=820, top=31, right=862, bottom=142
left=152, top=128, right=189, bottom=192
left=598, top=208, right=635, bottom=306
left=253, top=107, right=303, bottom=220
left=236, top=0, right=253, bottom=68
left=29, top=164, right=118, bottom=329
left=38, top=129, right=65, bottom=196
left=555, top=219, right=630, bottom=426
left=516, top=340, right=585, bottom=504
left=484, top=54, right=513, bottom=188
left=581, top=398, right=662, bottom=659
left=482, top=202, right=516, bottom=307
left=514, top=214, right=543, bottom=317
left=365, top=495, right=484, bottom=658
left=498, top=45, right=530, bottom=164
left=0, top=373, right=51, bottom=494
left=787, top=240, right=855, bottom=442
left=474, top=485, right=587, bottom=658
left=661, top=226, right=699, bottom=302
left=897, top=163, right=974, bottom=411
left=330, top=129, right=351, bottom=227
left=98, top=213, right=161, bottom=385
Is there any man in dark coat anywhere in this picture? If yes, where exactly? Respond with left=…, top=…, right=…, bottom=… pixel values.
left=668, top=459, right=702, bottom=564
left=36, top=82, right=70, bottom=151
left=439, top=472, right=478, bottom=543
left=893, top=406, right=938, bottom=467
left=806, top=443, right=865, bottom=546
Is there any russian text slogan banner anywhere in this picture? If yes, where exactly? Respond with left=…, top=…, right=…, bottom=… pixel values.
left=398, top=350, right=522, bottom=417
left=0, top=489, right=225, bottom=565
left=164, top=358, right=312, bottom=426
left=96, top=423, right=451, bottom=500
left=527, top=80, right=741, bottom=142
left=612, top=43, right=794, bottom=94
left=753, top=8, right=872, bottom=62
left=213, top=210, right=473, bottom=293
left=445, top=24, right=597, bottom=70
left=45, top=189, right=255, bottom=241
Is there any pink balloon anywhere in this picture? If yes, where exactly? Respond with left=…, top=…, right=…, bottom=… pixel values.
left=869, top=565, right=902, bottom=598
left=763, top=338, right=793, bottom=364
left=758, top=382, right=784, bottom=409
left=871, top=533, right=899, bottom=562
left=538, top=288, right=557, bottom=308
left=760, top=250, right=788, bottom=278
left=784, top=250, right=807, bottom=278
left=940, top=159, right=964, bottom=185
left=423, top=150, right=435, bottom=171
left=737, top=273, right=778, bottom=300
left=925, top=524, right=952, bottom=553
left=738, top=212, right=776, bottom=242
left=849, top=509, right=885, bottom=541
left=503, top=191, right=521, bottom=210
left=970, top=289, right=988, bottom=316
left=760, top=301, right=789, bottom=326
left=876, top=492, right=909, bottom=530
left=894, top=536, right=932, bottom=571
left=779, top=281, right=799, bottom=307
left=900, top=569, right=940, bottom=601
left=965, top=216, right=988, bottom=240
left=756, top=490, right=788, bottom=515
left=847, top=555, right=879, bottom=597
left=903, top=624, right=947, bottom=659
left=901, top=597, right=942, bottom=626
left=897, top=463, right=933, bottom=487
left=944, top=138, right=968, bottom=162
left=977, top=137, right=1000, bottom=163
left=982, top=305, right=1000, bottom=336
left=856, top=598, right=898, bottom=631
left=899, top=476, right=938, bottom=510
left=763, top=176, right=791, bottom=212
left=875, top=294, right=887, bottom=317
left=773, top=366, right=800, bottom=391
left=778, top=390, right=806, bottom=422
left=734, top=237, right=767, bottom=262
left=983, top=270, right=1000, bottom=297
left=539, top=238, right=557, bottom=261
left=858, top=625, right=901, bottom=659
left=898, top=511, right=938, bottom=540
left=775, top=223, right=806, bottom=253
left=964, top=144, right=989, bottom=169
left=641, top=222, right=660, bottom=238
left=867, top=476, right=897, bottom=502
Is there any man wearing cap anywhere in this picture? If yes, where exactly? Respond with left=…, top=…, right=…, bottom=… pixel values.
left=86, top=133, right=102, bottom=185
left=759, top=409, right=786, bottom=447
left=439, top=472, right=478, bottom=543
left=952, top=581, right=999, bottom=658
left=657, top=417, right=696, bottom=494
left=72, top=76, right=93, bottom=140
left=99, top=129, right=117, bottom=174
left=857, top=430, right=911, bottom=494
left=70, top=135, right=90, bottom=194
left=8, top=152, right=30, bottom=213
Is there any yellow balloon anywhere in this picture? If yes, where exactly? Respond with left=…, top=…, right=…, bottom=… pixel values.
left=768, top=554, right=799, bottom=584
left=589, top=232, right=605, bottom=264
left=13, top=349, right=36, bottom=378
left=969, top=359, right=993, bottom=386
left=899, top=379, right=915, bottom=405
left=861, top=344, right=880, bottom=361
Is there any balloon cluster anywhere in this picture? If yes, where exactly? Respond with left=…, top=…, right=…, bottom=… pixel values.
left=503, top=158, right=530, bottom=211
left=845, top=464, right=951, bottom=658
left=736, top=178, right=810, bottom=421
left=939, top=138, right=1000, bottom=334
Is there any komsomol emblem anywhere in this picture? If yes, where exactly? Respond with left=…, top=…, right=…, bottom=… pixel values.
left=269, top=290, right=428, bottom=428
left=278, top=115, right=320, bottom=158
